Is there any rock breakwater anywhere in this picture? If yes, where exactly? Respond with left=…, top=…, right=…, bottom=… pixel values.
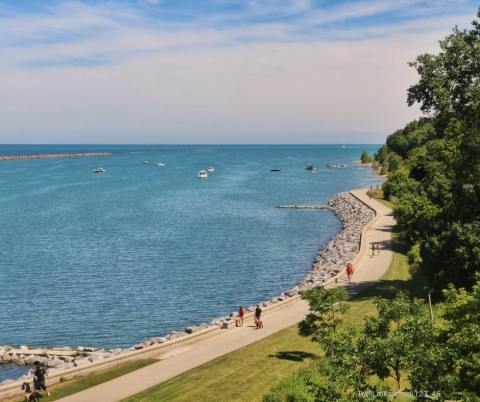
left=0, top=153, right=111, bottom=161
left=286, top=192, right=375, bottom=293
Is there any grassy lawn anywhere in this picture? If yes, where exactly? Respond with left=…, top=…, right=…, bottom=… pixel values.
left=368, top=188, right=397, bottom=210
left=8, top=359, right=156, bottom=402
left=122, top=234, right=416, bottom=402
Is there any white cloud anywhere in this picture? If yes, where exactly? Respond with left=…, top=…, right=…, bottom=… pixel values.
left=0, top=1, right=477, bottom=143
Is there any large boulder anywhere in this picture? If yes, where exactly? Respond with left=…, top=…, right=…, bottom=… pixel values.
left=23, top=355, right=37, bottom=365
left=47, top=358, right=64, bottom=368
left=74, top=358, right=90, bottom=367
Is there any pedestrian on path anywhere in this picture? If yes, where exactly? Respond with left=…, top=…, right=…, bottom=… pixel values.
left=346, top=263, right=354, bottom=283
left=237, top=305, right=245, bottom=326
left=254, top=305, right=263, bottom=329
left=33, top=361, right=50, bottom=397
left=371, top=242, right=376, bottom=257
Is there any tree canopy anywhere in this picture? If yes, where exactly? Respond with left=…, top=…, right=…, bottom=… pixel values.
left=376, top=9, right=480, bottom=291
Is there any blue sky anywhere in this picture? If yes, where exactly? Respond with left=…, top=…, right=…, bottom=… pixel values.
left=0, top=0, right=478, bottom=143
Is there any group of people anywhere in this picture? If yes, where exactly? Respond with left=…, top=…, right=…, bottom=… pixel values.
left=236, top=305, right=263, bottom=329
left=22, top=361, right=50, bottom=401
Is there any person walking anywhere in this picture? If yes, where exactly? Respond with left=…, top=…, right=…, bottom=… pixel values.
left=238, top=305, right=245, bottom=326
left=254, top=305, right=263, bottom=329
left=33, top=361, right=50, bottom=397
left=346, top=263, right=354, bottom=283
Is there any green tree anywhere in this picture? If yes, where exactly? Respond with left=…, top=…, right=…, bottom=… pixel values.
left=407, top=9, right=480, bottom=121
left=378, top=9, right=480, bottom=291
left=409, top=275, right=480, bottom=400
left=298, top=287, right=349, bottom=342
left=360, top=150, right=373, bottom=164
left=358, top=293, right=431, bottom=390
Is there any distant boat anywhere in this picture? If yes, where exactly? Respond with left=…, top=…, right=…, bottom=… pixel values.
left=143, top=160, right=150, bottom=164
left=305, top=161, right=318, bottom=171
left=207, top=166, right=215, bottom=172
left=93, top=167, right=106, bottom=173
left=327, top=163, right=347, bottom=168
left=156, top=162, right=166, bottom=167
left=197, top=170, right=208, bottom=179
left=270, top=169, right=281, bottom=172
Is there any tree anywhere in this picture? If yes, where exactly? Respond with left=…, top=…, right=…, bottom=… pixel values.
left=378, top=9, right=480, bottom=292
left=357, top=293, right=431, bottom=390
left=407, top=9, right=480, bottom=121
left=409, top=275, right=480, bottom=400
left=360, top=150, right=373, bottom=164
left=298, top=287, right=349, bottom=342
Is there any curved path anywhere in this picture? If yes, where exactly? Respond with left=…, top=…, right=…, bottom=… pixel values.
left=58, top=189, right=395, bottom=402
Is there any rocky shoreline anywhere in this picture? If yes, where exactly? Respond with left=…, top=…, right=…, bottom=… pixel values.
left=0, top=192, right=374, bottom=386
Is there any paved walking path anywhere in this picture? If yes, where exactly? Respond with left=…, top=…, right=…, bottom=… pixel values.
left=58, top=189, right=395, bottom=402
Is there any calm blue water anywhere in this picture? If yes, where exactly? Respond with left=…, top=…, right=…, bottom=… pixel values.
left=0, top=144, right=380, bottom=379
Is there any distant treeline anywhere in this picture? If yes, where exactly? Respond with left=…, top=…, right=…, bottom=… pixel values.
left=371, top=9, right=480, bottom=292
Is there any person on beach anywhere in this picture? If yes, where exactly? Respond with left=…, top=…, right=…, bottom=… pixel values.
left=375, top=242, right=381, bottom=255
left=254, top=305, right=263, bottom=329
left=238, top=305, right=245, bottom=326
left=33, top=361, right=50, bottom=397
left=346, top=263, right=354, bottom=283
left=371, top=242, right=376, bottom=257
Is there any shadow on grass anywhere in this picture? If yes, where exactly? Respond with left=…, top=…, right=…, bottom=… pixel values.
left=269, top=351, right=317, bottom=362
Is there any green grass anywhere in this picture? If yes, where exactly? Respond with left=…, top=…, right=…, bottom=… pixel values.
left=122, top=234, right=415, bottom=402
left=9, top=359, right=156, bottom=402
left=368, top=189, right=397, bottom=210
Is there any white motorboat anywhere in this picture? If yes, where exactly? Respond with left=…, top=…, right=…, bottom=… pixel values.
left=207, top=166, right=214, bottom=172
left=197, top=170, right=208, bottom=179
left=156, top=162, right=166, bottom=167
left=93, top=167, right=106, bottom=173
left=143, top=160, right=150, bottom=164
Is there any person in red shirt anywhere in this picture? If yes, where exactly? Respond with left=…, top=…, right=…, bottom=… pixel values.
left=346, top=263, right=354, bottom=283
left=238, top=305, right=245, bottom=326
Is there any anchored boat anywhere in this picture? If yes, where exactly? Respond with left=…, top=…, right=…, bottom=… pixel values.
left=197, top=170, right=208, bottom=179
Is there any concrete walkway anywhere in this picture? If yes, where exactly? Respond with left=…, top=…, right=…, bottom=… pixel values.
left=347, top=189, right=395, bottom=292
left=58, top=189, right=394, bottom=402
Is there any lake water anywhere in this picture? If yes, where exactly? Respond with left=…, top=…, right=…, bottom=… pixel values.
left=0, top=144, right=380, bottom=381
